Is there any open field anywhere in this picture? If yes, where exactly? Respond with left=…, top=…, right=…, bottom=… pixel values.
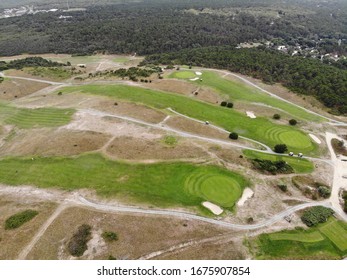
left=0, top=102, right=75, bottom=129
left=243, top=150, right=314, bottom=173
left=250, top=218, right=347, bottom=259
left=169, top=70, right=324, bottom=123
left=60, top=84, right=317, bottom=154
left=0, top=153, right=248, bottom=210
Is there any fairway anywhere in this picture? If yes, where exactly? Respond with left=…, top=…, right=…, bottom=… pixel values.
left=0, top=153, right=248, bottom=211
left=184, top=172, right=243, bottom=207
left=269, top=231, right=325, bottom=243
left=243, top=150, right=314, bottom=173
left=170, top=70, right=324, bottom=122
left=60, top=84, right=318, bottom=155
left=0, top=103, right=75, bottom=129
left=319, top=220, right=347, bottom=251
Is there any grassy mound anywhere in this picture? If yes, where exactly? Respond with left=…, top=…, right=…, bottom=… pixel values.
left=0, top=153, right=248, bottom=211
left=5, top=210, right=38, bottom=230
left=184, top=172, right=243, bottom=208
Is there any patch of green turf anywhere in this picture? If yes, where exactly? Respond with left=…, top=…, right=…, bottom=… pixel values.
left=0, top=153, right=248, bottom=211
left=243, top=150, right=314, bottom=173
left=269, top=231, right=324, bottom=243
left=184, top=171, right=243, bottom=207
left=60, top=84, right=317, bottom=155
left=171, top=71, right=197, bottom=79
left=112, top=57, right=131, bottom=63
left=0, top=102, right=74, bottom=128
left=162, top=135, right=178, bottom=146
left=170, top=70, right=324, bottom=123
left=5, top=210, right=38, bottom=230
left=319, top=219, right=347, bottom=251
left=26, top=67, right=72, bottom=80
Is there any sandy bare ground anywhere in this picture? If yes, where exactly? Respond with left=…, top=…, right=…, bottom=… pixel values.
left=246, top=111, right=256, bottom=119
left=202, top=202, right=223, bottom=215
left=309, top=133, right=322, bottom=144
left=237, top=188, right=254, bottom=207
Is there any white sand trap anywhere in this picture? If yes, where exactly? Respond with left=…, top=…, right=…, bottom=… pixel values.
left=237, top=188, right=254, bottom=207
left=202, top=201, right=223, bottom=215
left=195, top=71, right=202, bottom=76
left=189, top=77, right=199, bottom=81
left=309, top=134, right=321, bottom=144
left=246, top=111, right=256, bottom=119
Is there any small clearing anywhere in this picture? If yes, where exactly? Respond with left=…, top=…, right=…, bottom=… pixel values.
left=309, top=134, right=321, bottom=144
left=246, top=111, right=256, bottom=119
left=202, top=201, right=223, bottom=215
left=237, top=188, right=254, bottom=207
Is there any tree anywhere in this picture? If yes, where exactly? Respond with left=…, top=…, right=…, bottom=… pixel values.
left=220, top=101, right=227, bottom=107
left=289, top=119, right=297, bottom=126
left=273, top=113, right=281, bottom=120
left=229, top=132, right=239, bottom=140
left=274, top=144, right=288, bottom=153
left=227, top=102, right=234, bottom=108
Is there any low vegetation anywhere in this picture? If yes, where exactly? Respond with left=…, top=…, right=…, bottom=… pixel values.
left=0, top=57, right=65, bottom=71
left=67, top=224, right=92, bottom=257
left=292, top=176, right=331, bottom=200
left=5, top=210, right=38, bottom=230
left=251, top=159, right=293, bottom=175
left=229, top=132, right=239, bottom=140
left=102, top=231, right=118, bottom=242
left=331, top=139, right=347, bottom=156
left=277, top=184, right=288, bottom=192
left=301, top=206, right=334, bottom=227
left=342, top=191, right=347, bottom=213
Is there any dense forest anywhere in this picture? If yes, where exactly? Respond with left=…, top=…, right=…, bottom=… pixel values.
left=0, top=0, right=346, bottom=56
left=142, top=46, right=347, bottom=114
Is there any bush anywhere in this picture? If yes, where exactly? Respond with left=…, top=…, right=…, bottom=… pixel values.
left=301, top=206, right=334, bottom=227
left=274, top=144, right=288, bottom=153
left=220, top=101, right=227, bottom=107
left=277, top=184, right=288, bottom=192
left=5, top=210, right=38, bottom=230
left=67, top=224, right=92, bottom=257
left=289, top=119, right=297, bottom=126
left=252, top=159, right=293, bottom=175
left=226, top=102, right=234, bottom=108
left=317, top=186, right=331, bottom=198
left=229, top=132, right=239, bottom=140
left=102, top=231, right=118, bottom=242
left=273, top=114, right=281, bottom=120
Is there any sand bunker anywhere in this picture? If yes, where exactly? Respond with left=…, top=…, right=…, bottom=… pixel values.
left=246, top=111, right=256, bottom=119
left=202, top=202, right=223, bottom=215
left=309, top=134, right=321, bottom=144
left=190, top=77, right=199, bottom=81
left=237, top=188, right=254, bottom=207
left=195, top=72, right=202, bottom=76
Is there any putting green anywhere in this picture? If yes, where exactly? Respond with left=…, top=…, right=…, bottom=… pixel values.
left=172, top=71, right=197, bottom=79
left=184, top=172, right=242, bottom=207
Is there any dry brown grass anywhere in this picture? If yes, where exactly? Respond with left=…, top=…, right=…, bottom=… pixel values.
left=0, top=79, right=49, bottom=101
left=0, top=195, right=57, bottom=260
left=105, top=136, right=207, bottom=161
left=27, top=206, right=231, bottom=260
left=0, top=128, right=110, bottom=157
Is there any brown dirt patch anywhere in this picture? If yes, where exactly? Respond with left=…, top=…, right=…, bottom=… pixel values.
left=92, top=100, right=167, bottom=124
left=146, top=79, right=221, bottom=104
left=166, top=116, right=228, bottom=140
left=27, top=206, right=231, bottom=260
left=106, top=136, right=207, bottom=161
left=0, top=195, right=57, bottom=260
left=0, top=128, right=110, bottom=157
left=0, top=79, right=49, bottom=101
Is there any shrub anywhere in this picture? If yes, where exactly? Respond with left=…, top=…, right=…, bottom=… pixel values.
left=273, top=114, right=281, bottom=120
left=289, top=119, right=297, bottom=126
left=229, top=132, right=239, bottom=140
left=274, top=144, right=288, bottom=153
left=301, top=206, right=334, bottom=227
left=5, top=210, right=38, bottom=230
left=317, top=186, right=331, bottom=198
left=67, top=224, right=92, bottom=257
left=57, top=91, right=62, bottom=96
left=102, top=231, right=118, bottom=242
left=226, top=102, right=234, bottom=108
left=220, top=101, right=227, bottom=107
left=277, top=184, right=288, bottom=192
left=251, top=159, right=293, bottom=175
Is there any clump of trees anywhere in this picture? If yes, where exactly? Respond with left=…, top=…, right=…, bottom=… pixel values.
left=229, top=132, right=239, bottom=140
left=221, top=101, right=233, bottom=108
left=342, top=191, right=347, bottom=213
left=289, top=119, right=298, bottom=126
left=5, top=210, right=38, bottom=230
left=251, top=159, right=293, bottom=175
left=274, top=144, right=288, bottom=154
left=277, top=184, right=288, bottom=192
left=273, top=114, right=281, bottom=120
left=0, top=57, right=65, bottom=71
left=317, top=186, right=331, bottom=198
left=301, top=206, right=334, bottom=227
left=67, top=224, right=92, bottom=257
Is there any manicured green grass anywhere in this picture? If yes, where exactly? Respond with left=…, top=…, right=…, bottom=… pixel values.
left=319, top=219, right=347, bottom=251
left=170, top=70, right=324, bottom=122
left=0, top=102, right=74, bottom=128
left=60, top=84, right=317, bottom=155
left=243, top=150, right=314, bottom=173
left=112, top=57, right=131, bottom=63
left=269, top=231, right=325, bottom=243
left=184, top=171, right=243, bottom=207
left=5, top=210, right=38, bottom=230
left=252, top=218, right=347, bottom=259
left=0, top=153, right=248, bottom=211
left=171, top=71, right=197, bottom=79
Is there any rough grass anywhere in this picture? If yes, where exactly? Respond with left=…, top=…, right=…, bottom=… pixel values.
left=243, top=150, right=314, bottom=173
left=26, top=67, right=72, bottom=80
left=170, top=70, right=324, bottom=122
left=0, top=102, right=74, bottom=128
left=0, top=153, right=248, bottom=210
left=252, top=218, right=347, bottom=259
left=5, top=210, right=38, bottom=230
left=60, top=84, right=317, bottom=155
